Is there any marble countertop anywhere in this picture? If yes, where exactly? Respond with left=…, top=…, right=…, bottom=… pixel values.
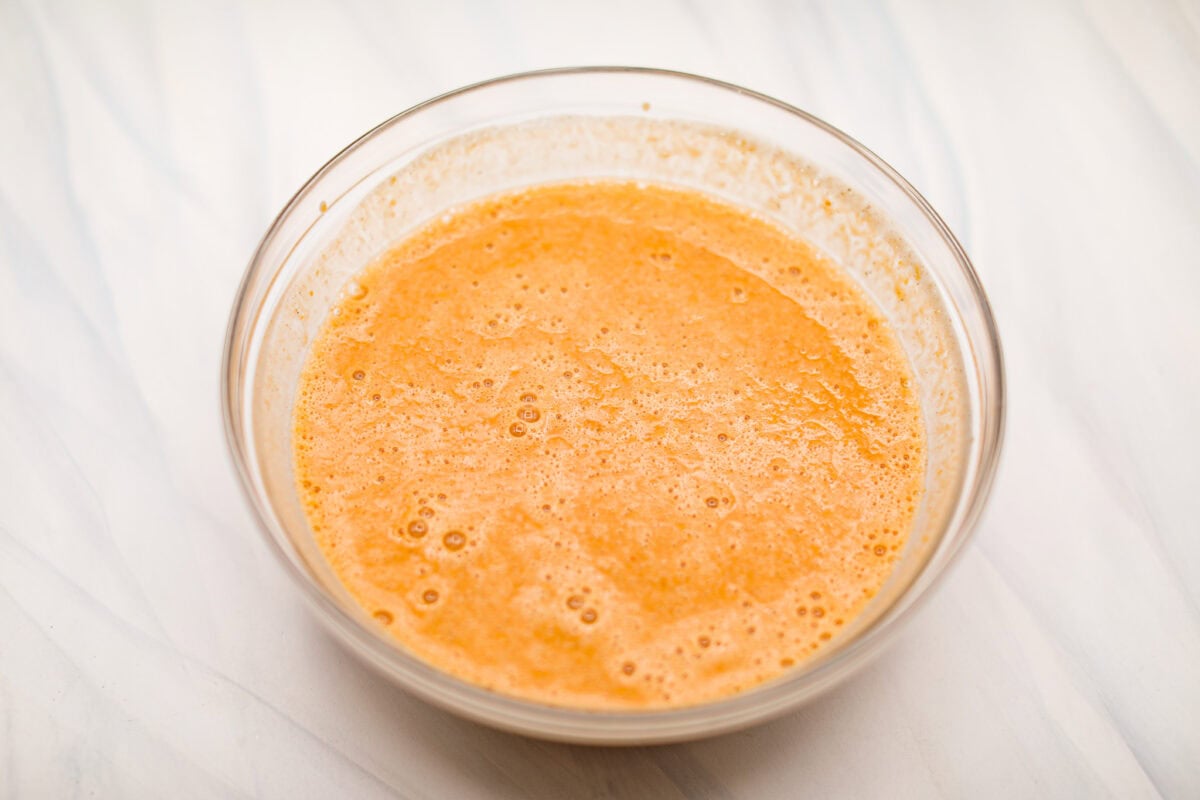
left=2, top=1, right=1198, bottom=797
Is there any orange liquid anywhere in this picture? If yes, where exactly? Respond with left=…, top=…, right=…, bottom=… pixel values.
left=293, top=181, right=924, bottom=709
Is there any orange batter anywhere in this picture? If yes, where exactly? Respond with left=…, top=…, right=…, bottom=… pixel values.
left=293, top=181, right=924, bottom=709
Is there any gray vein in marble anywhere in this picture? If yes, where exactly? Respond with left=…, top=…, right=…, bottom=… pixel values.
left=25, top=0, right=214, bottom=213
left=979, top=550, right=1163, bottom=796
left=0, top=532, right=422, bottom=800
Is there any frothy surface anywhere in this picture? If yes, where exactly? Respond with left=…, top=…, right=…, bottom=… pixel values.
left=293, top=181, right=925, bottom=709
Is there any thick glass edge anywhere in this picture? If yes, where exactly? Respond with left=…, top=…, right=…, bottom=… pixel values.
left=219, top=66, right=1007, bottom=744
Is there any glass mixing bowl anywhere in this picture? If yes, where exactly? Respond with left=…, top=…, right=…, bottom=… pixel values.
left=222, top=67, right=1004, bottom=744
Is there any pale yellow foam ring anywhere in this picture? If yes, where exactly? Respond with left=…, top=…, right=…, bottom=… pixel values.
left=293, top=181, right=925, bottom=709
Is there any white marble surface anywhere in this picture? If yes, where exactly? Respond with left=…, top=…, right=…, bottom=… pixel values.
left=2, top=0, right=1198, bottom=796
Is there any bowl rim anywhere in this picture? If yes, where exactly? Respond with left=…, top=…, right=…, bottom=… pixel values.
left=220, top=65, right=1006, bottom=744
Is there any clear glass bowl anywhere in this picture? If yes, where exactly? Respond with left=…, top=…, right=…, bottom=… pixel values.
left=222, top=67, right=1004, bottom=744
